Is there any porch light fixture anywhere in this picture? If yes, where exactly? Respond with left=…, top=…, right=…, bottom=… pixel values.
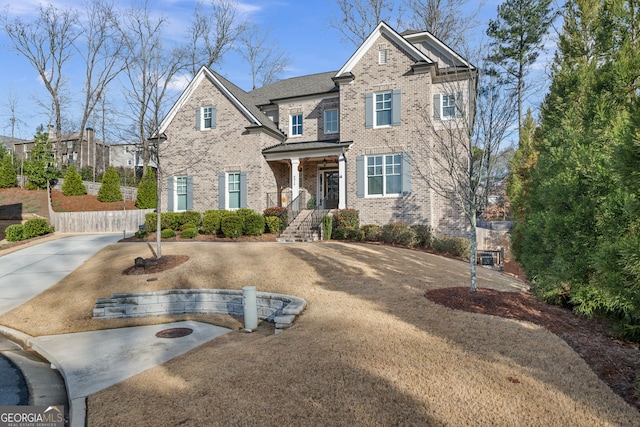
left=322, top=158, right=327, bottom=167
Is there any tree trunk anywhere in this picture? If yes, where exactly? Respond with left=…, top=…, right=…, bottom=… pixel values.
left=155, top=166, right=162, bottom=259
left=469, top=207, right=478, bottom=292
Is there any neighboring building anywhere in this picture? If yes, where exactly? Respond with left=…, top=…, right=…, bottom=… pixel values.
left=0, top=135, right=29, bottom=153
left=155, top=22, right=476, bottom=236
left=109, top=143, right=139, bottom=169
left=12, top=127, right=109, bottom=174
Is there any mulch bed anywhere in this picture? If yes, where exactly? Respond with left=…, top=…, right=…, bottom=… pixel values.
left=426, top=287, right=640, bottom=411
left=122, top=255, right=190, bottom=275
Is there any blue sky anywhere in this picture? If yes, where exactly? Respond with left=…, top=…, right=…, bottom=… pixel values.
left=0, top=0, right=553, bottom=141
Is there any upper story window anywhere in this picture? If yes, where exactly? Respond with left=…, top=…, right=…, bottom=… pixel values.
left=365, top=90, right=401, bottom=129
left=375, top=92, right=392, bottom=127
left=324, top=109, right=338, bottom=134
left=290, top=113, right=303, bottom=136
left=196, top=105, right=216, bottom=130
left=433, top=92, right=462, bottom=120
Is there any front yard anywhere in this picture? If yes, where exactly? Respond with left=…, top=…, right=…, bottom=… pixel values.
left=0, top=242, right=637, bottom=425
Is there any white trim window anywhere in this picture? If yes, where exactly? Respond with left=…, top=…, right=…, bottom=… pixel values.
left=227, top=172, right=241, bottom=209
left=324, top=109, right=338, bottom=134
left=375, top=92, right=392, bottom=127
left=176, top=176, right=188, bottom=211
left=290, top=113, right=303, bottom=136
left=433, top=92, right=462, bottom=120
left=366, top=154, right=402, bottom=196
left=196, top=105, right=216, bottom=130
left=203, top=106, right=213, bottom=129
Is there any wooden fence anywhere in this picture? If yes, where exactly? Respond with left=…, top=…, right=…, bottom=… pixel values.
left=46, top=184, right=152, bottom=233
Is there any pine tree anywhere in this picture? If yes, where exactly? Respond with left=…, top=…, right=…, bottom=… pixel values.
left=24, top=126, right=58, bottom=190
left=97, top=166, right=122, bottom=202
left=0, top=154, right=18, bottom=188
left=61, top=166, right=87, bottom=196
left=136, top=167, right=157, bottom=208
left=486, top=0, right=556, bottom=133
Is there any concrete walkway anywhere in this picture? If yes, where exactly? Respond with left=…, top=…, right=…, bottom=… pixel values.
left=0, top=234, right=231, bottom=427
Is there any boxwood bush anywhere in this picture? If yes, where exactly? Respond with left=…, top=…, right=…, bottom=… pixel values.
left=161, top=228, right=176, bottom=239
left=23, top=218, right=53, bottom=239
left=412, top=225, right=433, bottom=249
left=264, top=216, right=282, bottom=234
left=180, top=228, right=198, bottom=239
left=243, top=213, right=265, bottom=236
left=221, top=214, right=243, bottom=238
left=202, top=210, right=222, bottom=235
left=5, top=224, right=23, bottom=242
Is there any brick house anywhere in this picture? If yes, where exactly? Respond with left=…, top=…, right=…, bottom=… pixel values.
left=155, top=22, right=476, bottom=236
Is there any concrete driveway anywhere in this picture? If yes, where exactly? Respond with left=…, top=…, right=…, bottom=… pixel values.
left=0, top=234, right=124, bottom=316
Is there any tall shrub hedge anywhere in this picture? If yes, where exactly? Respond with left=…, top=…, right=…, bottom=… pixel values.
left=97, top=167, right=122, bottom=202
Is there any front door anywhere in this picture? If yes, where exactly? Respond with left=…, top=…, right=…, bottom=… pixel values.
left=323, top=170, right=339, bottom=209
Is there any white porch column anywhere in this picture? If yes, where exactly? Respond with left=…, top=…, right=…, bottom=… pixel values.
left=291, top=157, right=300, bottom=203
left=338, top=153, right=346, bottom=209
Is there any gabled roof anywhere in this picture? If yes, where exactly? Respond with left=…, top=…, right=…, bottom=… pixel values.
left=335, top=21, right=433, bottom=78
left=249, top=71, right=339, bottom=106
left=401, top=30, right=475, bottom=70
left=157, top=66, right=283, bottom=138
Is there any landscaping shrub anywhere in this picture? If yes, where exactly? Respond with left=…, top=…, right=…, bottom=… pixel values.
left=332, top=226, right=362, bottom=241
left=221, top=214, right=243, bottom=238
left=181, top=223, right=197, bottom=231
left=334, top=209, right=359, bottom=229
left=236, top=208, right=255, bottom=219
left=180, top=228, right=198, bottom=239
left=412, top=225, right=433, bottom=249
left=135, top=229, right=149, bottom=239
left=360, top=224, right=382, bottom=242
left=136, top=168, right=157, bottom=209
left=432, top=237, right=470, bottom=259
left=97, top=167, right=123, bottom=202
left=5, top=224, right=23, bottom=242
left=180, top=211, right=201, bottom=228
left=22, top=218, right=53, bottom=239
left=381, top=222, right=416, bottom=246
left=0, top=155, right=18, bottom=188
left=243, top=213, right=265, bottom=236
left=263, top=207, right=286, bottom=217
left=264, top=216, right=282, bottom=234
left=61, top=166, right=87, bottom=196
left=161, top=228, right=175, bottom=239
left=145, top=212, right=157, bottom=232
left=202, top=210, right=222, bottom=234
left=322, top=215, right=333, bottom=240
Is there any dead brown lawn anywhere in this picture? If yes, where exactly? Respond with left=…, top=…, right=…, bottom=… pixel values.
left=1, top=242, right=638, bottom=426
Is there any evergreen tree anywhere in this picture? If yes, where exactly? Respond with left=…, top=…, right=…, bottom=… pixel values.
left=135, top=167, right=157, bottom=208
left=24, top=126, right=58, bottom=190
left=61, top=165, right=87, bottom=196
left=97, top=166, right=122, bottom=202
left=0, top=154, right=18, bottom=188
left=514, top=0, right=640, bottom=339
left=486, top=0, right=556, bottom=133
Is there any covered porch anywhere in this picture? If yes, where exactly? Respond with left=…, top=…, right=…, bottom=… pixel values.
left=263, top=140, right=352, bottom=211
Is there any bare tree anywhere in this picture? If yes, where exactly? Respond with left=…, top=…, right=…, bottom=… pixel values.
left=404, top=0, right=483, bottom=50
left=187, top=0, right=246, bottom=76
left=239, top=24, right=291, bottom=90
left=2, top=4, right=78, bottom=148
left=75, top=0, right=125, bottom=174
left=413, top=57, right=515, bottom=291
left=330, top=0, right=396, bottom=46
